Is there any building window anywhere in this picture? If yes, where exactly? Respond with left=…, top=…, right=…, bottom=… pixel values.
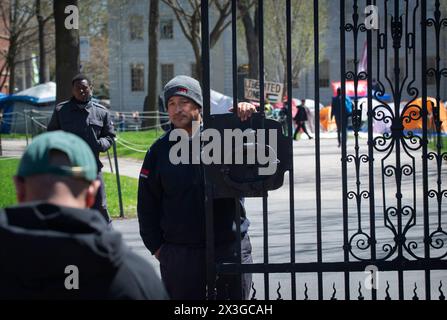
left=160, top=20, right=173, bottom=39
left=427, top=56, right=436, bottom=85
left=191, top=63, right=198, bottom=79
left=129, top=15, right=144, bottom=40
left=131, top=64, right=145, bottom=91
left=161, top=64, right=174, bottom=87
left=319, top=60, right=330, bottom=88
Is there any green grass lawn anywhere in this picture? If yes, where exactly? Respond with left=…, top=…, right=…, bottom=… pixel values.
left=111, top=130, right=164, bottom=160
left=1, top=133, right=33, bottom=140
left=0, top=158, right=19, bottom=208
left=0, top=158, right=138, bottom=219
left=102, top=171, right=138, bottom=219
left=428, top=136, right=447, bottom=153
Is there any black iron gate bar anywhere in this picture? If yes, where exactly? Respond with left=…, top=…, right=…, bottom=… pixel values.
left=200, top=0, right=447, bottom=300
left=421, top=0, right=431, bottom=301
left=340, top=0, right=350, bottom=301
left=287, top=0, right=298, bottom=301
left=366, top=0, right=378, bottom=301
left=313, top=0, right=324, bottom=301
left=231, top=0, right=243, bottom=299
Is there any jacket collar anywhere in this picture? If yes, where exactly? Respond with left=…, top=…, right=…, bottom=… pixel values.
left=70, top=97, right=93, bottom=112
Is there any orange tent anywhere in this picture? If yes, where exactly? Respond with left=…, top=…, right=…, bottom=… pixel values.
left=320, top=106, right=337, bottom=132
left=401, top=97, right=447, bottom=132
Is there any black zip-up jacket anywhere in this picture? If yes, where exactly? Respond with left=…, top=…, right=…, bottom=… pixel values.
left=0, top=202, right=168, bottom=300
left=47, top=98, right=115, bottom=170
left=137, top=131, right=247, bottom=255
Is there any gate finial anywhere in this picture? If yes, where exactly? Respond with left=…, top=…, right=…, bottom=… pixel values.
left=412, top=283, right=419, bottom=300
left=439, top=281, right=445, bottom=301
left=330, top=283, right=337, bottom=300
left=385, top=281, right=391, bottom=300
left=250, top=282, right=257, bottom=300
left=276, top=282, right=283, bottom=300
left=358, top=282, right=364, bottom=300
left=304, top=283, right=309, bottom=300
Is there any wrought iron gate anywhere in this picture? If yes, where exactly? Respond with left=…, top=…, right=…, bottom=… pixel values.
left=201, top=0, right=447, bottom=300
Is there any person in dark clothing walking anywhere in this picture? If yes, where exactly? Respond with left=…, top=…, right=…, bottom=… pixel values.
left=331, top=88, right=352, bottom=147
left=47, top=74, right=115, bottom=223
left=138, top=75, right=256, bottom=300
left=293, top=99, right=313, bottom=140
left=0, top=131, right=168, bottom=300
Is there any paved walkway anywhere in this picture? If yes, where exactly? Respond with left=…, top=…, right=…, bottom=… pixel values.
left=0, top=138, right=27, bottom=158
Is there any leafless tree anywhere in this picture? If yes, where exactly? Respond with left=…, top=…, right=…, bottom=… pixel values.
left=162, top=0, right=234, bottom=83
left=237, top=0, right=258, bottom=79
left=0, top=0, right=37, bottom=93
left=36, top=0, right=53, bottom=83
left=143, top=0, right=159, bottom=128
left=78, top=0, right=110, bottom=98
left=264, top=0, right=328, bottom=91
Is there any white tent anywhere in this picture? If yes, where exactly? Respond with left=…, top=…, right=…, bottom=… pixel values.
left=210, top=89, right=233, bottom=114
left=15, top=82, right=56, bottom=104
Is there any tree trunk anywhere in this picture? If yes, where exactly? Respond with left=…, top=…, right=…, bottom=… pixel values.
left=53, top=0, right=80, bottom=103
left=193, top=41, right=202, bottom=84
left=7, top=42, right=16, bottom=94
left=25, top=51, right=33, bottom=88
left=8, top=58, right=15, bottom=94
left=7, top=3, right=15, bottom=94
left=238, top=1, right=259, bottom=79
left=36, top=0, right=47, bottom=84
left=144, top=0, right=159, bottom=129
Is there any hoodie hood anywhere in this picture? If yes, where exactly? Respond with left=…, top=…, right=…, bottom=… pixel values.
left=0, top=202, right=124, bottom=298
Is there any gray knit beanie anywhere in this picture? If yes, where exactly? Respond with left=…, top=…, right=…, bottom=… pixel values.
left=164, top=75, right=203, bottom=109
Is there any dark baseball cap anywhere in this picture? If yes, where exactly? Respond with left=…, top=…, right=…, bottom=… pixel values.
left=17, top=131, right=97, bottom=182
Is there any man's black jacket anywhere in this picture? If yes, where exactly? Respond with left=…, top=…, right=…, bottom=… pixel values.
left=137, top=131, right=248, bottom=255
left=47, top=98, right=115, bottom=170
left=0, top=202, right=168, bottom=300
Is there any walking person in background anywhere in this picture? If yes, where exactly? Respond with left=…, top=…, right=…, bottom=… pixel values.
left=293, top=99, right=313, bottom=140
left=331, top=88, right=352, bottom=147
left=47, top=74, right=115, bottom=223
left=133, top=112, right=141, bottom=131
left=118, top=112, right=126, bottom=132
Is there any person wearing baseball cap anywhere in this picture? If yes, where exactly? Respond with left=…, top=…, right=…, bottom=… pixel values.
left=0, top=131, right=168, bottom=300
left=138, top=75, right=255, bottom=300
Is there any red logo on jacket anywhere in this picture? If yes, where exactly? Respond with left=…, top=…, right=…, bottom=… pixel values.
left=140, top=168, right=150, bottom=178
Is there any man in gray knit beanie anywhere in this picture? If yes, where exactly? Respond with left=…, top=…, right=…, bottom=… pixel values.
left=164, top=75, right=203, bottom=109
left=138, top=75, right=256, bottom=300
left=162, top=75, right=256, bottom=135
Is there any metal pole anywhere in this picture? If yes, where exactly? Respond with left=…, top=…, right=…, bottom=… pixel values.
left=112, top=139, right=124, bottom=218
left=107, top=150, right=114, bottom=173
left=313, top=0, right=323, bottom=301
left=231, top=0, right=242, bottom=300
left=201, top=0, right=216, bottom=300
left=24, top=110, right=29, bottom=146
left=340, top=0, right=350, bottom=301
